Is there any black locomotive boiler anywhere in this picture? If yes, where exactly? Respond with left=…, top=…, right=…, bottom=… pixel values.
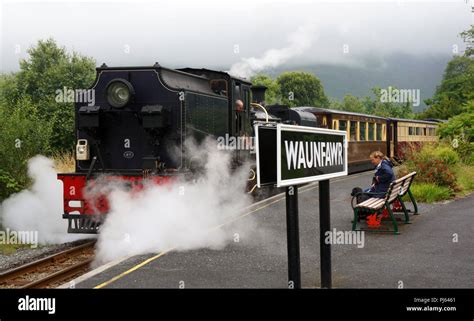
left=58, top=63, right=256, bottom=233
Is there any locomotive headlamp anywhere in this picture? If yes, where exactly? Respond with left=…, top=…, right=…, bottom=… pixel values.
left=106, top=79, right=134, bottom=108
left=76, top=139, right=90, bottom=160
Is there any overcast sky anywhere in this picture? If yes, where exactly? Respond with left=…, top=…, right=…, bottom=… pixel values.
left=0, top=0, right=472, bottom=75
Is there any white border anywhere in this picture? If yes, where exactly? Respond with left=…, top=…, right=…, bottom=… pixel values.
left=254, top=123, right=261, bottom=188
left=254, top=122, right=278, bottom=188
left=276, top=123, right=348, bottom=187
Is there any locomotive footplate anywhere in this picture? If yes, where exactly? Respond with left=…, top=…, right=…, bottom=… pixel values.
left=62, top=214, right=104, bottom=234
left=58, top=172, right=178, bottom=234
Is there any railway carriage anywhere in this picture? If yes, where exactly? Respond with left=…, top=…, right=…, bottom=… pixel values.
left=265, top=106, right=439, bottom=172
left=388, top=118, right=438, bottom=160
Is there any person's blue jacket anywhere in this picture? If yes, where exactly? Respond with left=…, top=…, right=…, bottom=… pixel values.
left=369, top=159, right=395, bottom=197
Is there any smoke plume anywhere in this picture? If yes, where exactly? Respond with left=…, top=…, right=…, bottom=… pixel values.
left=0, top=156, right=88, bottom=244
left=92, top=138, right=260, bottom=264
left=229, top=24, right=317, bottom=79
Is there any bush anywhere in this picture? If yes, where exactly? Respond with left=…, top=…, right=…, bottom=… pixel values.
left=0, top=98, right=52, bottom=200
left=433, top=146, right=459, bottom=165
left=402, top=143, right=458, bottom=189
left=409, top=183, right=453, bottom=203
left=454, top=164, right=474, bottom=193
left=0, top=170, right=22, bottom=200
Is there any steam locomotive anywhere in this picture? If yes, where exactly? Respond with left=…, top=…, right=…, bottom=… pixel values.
left=58, top=63, right=438, bottom=233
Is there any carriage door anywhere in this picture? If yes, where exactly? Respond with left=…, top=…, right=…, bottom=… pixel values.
left=390, top=122, right=395, bottom=158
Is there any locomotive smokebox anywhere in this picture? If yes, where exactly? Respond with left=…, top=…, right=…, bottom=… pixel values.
left=251, top=85, right=267, bottom=106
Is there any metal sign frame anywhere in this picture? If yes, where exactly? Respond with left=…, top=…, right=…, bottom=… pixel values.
left=276, top=123, right=348, bottom=187
left=254, top=122, right=277, bottom=188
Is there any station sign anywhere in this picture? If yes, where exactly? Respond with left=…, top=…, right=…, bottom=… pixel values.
left=255, top=123, right=348, bottom=187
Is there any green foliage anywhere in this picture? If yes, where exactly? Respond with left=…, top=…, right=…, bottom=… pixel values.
left=276, top=71, right=329, bottom=107
left=330, top=94, right=366, bottom=113
left=400, top=141, right=474, bottom=202
left=15, top=39, right=96, bottom=105
left=460, top=25, right=474, bottom=57
left=1, top=38, right=96, bottom=153
left=0, top=98, right=53, bottom=199
left=0, top=169, right=22, bottom=200
left=437, top=102, right=474, bottom=142
left=364, top=87, right=415, bottom=118
left=409, top=183, right=453, bottom=203
left=400, top=144, right=458, bottom=189
left=421, top=26, right=474, bottom=119
left=455, top=164, right=474, bottom=193
left=330, top=87, right=415, bottom=118
left=434, top=146, right=460, bottom=165
left=437, top=103, right=474, bottom=164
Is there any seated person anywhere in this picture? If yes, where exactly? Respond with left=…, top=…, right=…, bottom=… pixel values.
left=364, top=151, right=396, bottom=197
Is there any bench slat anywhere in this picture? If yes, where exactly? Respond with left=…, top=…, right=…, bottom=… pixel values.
left=356, top=198, right=385, bottom=210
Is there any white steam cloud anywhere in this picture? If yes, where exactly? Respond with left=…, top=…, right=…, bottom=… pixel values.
left=0, top=141, right=268, bottom=264
left=93, top=138, right=260, bottom=264
left=0, top=156, right=88, bottom=244
left=229, top=24, right=318, bottom=79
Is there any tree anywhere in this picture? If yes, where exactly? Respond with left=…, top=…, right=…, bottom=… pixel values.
left=460, top=24, right=474, bottom=57
left=362, top=87, right=414, bottom=118
left=2, top=39, right=96, bottom=151
left=421, top=26, right=474, bottom=120
left=341, top=94, right=366, bottom=113
left=250, top=74, right=281, bottom=105
left=16, top=39, right=96, bottom=104
left=0, top=98, right=52, bottom=199
left=438, top=102, right=474, bottom=142
left=276, top=71, right=329, bottom=107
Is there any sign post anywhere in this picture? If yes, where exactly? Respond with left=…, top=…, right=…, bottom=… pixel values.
left=319, top=179, right=332, bottom=288
left=255, top=122, right=347, bottom=289
left=285, top=185, right=300, bottom=289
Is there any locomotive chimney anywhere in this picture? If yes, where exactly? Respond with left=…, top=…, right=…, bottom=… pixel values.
left=251, top=85, right=267, bottom=106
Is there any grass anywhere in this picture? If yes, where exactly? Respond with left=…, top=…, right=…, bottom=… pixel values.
left=52, top=150, right=75, bottom=173
left=454, top=164, right=474, bottom=196
left=408, top=183, right=453, bottom=203
left=0, top=243, right=32, bottom=255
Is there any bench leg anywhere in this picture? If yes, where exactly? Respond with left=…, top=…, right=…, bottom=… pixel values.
left=408, top=189, right=419, bottom=215
left=352, top=208, right=359, bottom=231
left=386, top=203, right=400, bottom=235
left=398, top=196, right=411, bottom=224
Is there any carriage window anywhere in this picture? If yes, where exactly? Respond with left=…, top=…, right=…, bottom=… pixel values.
left=350, top=121, right=357, bottom=141
left=359, top=122, right=366, bottom=141
left=375, top=124, right=382, bottom=140
left=408, top=127, right=415, bottom=135
left=423, top=128, right=427, bottom=136
left=339, top=120, right=347, bottom=131
left=416, top=127, right=421, bottom=135
left=368, top=123, right=374, bottom=141
left=332, top=120, right=337, bottom=129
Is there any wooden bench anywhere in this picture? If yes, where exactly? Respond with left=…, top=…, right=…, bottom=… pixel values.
left=394, top=172, right=418, bottom=216
left=351, top=172, right=417, bottom=234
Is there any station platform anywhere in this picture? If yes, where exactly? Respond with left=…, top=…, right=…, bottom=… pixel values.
left=71, top=171, right=474, bottom=289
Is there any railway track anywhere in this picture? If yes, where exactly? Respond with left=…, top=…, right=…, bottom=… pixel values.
left=0, top=240, right=96, bottom=289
